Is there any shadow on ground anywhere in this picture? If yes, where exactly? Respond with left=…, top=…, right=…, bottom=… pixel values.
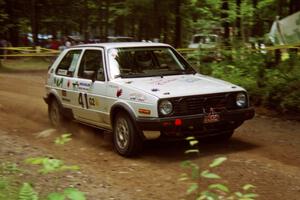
left=63, top=122, right=260, bottom=162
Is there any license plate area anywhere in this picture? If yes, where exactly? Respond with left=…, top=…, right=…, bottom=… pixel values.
left=204, top=113, right=220, bottom=124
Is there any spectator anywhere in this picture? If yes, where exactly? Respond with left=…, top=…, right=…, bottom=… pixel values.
left=0, top=37, right=8, bottom=60
left=49, top=37, right=60, bottom=50
left=65, top=39, right=72, bottom=48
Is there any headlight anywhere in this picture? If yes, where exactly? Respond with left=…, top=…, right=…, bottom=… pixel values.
left=159, top=100, right=173, bottom=115
left=236, top=93, right=247, bottom=108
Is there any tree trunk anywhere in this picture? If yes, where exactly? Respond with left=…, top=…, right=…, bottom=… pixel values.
left=5, top=0, right=20, bottom=46
left=153, top=0, right=161, bottom=40
left=104, top=0, right=110, bottom=39
left=289, top=0, right=300, bottom=13
left=221, top=0, right=230, bottom=46
left=83, top=0, right=89, bottom=43
left=274, top=0, right=284, bottom=65
left=174, top=0, right=182, bottom=48
left=288, top=0, right=299, bottom=62
left=236, top=0, right=241, bottom=39
left=30, top=0, right=39, bottom=46
left=251, top=0, right=263, bottom=37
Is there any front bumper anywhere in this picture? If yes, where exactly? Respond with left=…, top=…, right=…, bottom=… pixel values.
left=136, top=107, right=255, bottom=137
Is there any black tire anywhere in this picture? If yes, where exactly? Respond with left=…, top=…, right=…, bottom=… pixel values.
left=113, top=112, right=142, bottom=157
left=48, top=99, right=65, bottom=128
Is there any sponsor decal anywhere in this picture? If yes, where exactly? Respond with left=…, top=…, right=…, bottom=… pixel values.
left=151, top=88, right=159, bottom=92
left=150, top=78, right=177, bottom=85
left=54, top=77, right=63, bottom=87
left=67, top=80, right=71, bottom=88
left=72, top=81, right=78, bottom=89
left=149, top=76, right=200, bottom=85
left=62, top=90, right=67, bottom=97
left=78, top=82, right=91, bottom=90
left=116, top=88, right=122, bottom=97
left=88, top=97, right=99, bottom=107
left=129, top=93, right=146, bottom=102
left=179, top=76, right=200, bottom=83
left=57, top=69, right=68, bottom=76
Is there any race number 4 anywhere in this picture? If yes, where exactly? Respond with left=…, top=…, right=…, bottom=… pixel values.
left=78, top=93, right=89, bottom=109
left=78, top=93, right=96, bottom=109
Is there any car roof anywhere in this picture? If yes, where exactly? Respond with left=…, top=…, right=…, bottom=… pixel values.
left=193, top=34, right=218, bottom=37
left=73, top=42, right=171, bottom=49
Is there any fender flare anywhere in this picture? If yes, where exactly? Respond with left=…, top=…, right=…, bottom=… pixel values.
left=110, top=102, right=145, bottom=139
left=44, top=91, right=74, bottom=119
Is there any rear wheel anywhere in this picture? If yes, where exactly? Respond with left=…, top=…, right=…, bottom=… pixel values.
left=113, top=112, right=142, bottom=157
left=48, top=99, right=65, bottom=128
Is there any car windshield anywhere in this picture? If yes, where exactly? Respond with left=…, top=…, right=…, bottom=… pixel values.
left=108, top=47, right=195, bottom=78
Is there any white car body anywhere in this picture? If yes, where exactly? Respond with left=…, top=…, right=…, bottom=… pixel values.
left=44, top=42, right=254, bottom=156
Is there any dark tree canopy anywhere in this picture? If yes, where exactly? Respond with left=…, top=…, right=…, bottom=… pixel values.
left=0, top=0, right=299, bottom=47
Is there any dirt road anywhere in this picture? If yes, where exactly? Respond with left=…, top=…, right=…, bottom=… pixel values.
left=0, top=71, right=299, bottom=199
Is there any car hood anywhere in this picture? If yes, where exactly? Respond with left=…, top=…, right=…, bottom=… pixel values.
left=115, top=74, right=245, bottom=98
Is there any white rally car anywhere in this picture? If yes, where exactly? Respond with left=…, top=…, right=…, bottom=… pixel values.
left=44, top=42, right=254, bottom=156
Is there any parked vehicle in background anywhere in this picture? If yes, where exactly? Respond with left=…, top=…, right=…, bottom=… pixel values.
left=89, top=36, right=135, bottom=43
left=188, top=34, right=219, bottom=49
left=44, top=42, right=254, bottom=157
left=188, top=34, right=221, bottom=62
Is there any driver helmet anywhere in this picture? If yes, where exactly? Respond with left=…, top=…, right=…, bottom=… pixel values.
left=135, top=51, right=152, bottom=68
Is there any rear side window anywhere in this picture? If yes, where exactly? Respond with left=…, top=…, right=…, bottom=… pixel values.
left=56, top=50, right=82, bottom=77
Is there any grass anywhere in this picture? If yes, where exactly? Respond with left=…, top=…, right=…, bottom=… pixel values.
left=0, top=57, right=54, bottom=72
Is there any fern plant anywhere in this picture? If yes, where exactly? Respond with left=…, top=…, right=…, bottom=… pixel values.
left=0, top=133, right=86, bottom=200
left=18, top=183, right=38, bottom=200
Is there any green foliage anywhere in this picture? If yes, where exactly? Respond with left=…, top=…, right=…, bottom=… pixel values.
left=209, top=157, right=227, bottom=168
left=47, top=188, right=86, bottom=200
left=55, top=134, right=72, bottom=145
left=25, top=157, right=79, bottom=174
left=0, top=176, right=19, bottom=200
left=0, top=162, right=22, bottom=175
left=0, top=132, right=84, bottom=200
left=180, top=138, right=258, bottom=200
left=187, top=47, right=300, bottom=114
left=0, top=177, right=8, bottom=190
left=200, top=170, right=221, bottom=179
left=185, top=136, right=200, bottom=154
left=18, top=183, right=38, bottom=200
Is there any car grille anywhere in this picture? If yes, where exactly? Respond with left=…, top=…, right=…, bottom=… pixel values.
left=168, top=92, right=240, bottom=117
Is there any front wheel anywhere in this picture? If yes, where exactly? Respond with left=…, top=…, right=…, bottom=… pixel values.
left=113, top=112, right=142, bottom=157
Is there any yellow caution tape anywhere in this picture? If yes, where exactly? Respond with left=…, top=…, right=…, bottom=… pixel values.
left=265, top=43, right=300, bottom=50
left=0, top=45, right=299, bottom=58
left=0, top=46, right=60, bottom=57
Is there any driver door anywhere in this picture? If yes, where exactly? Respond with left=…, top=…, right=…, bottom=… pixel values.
left=72, top=48, right=108, bottom=127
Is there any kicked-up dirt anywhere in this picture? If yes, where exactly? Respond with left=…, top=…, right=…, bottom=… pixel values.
left=0, top=71, right=299, bottom=199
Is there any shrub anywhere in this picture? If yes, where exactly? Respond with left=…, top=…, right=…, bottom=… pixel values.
left=185, top=47, right=300, bottom=114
